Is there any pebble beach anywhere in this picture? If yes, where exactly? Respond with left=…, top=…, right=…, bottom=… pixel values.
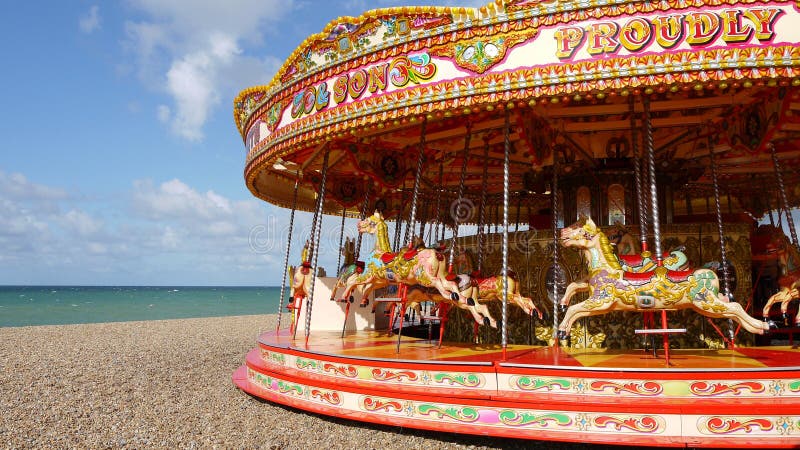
left=0, top=314, right=624, bottom=449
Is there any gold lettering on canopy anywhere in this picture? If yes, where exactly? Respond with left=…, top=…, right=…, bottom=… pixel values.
left=553, top=8, right=784, bottom=60
left=290, top=53, right=436, bottom=120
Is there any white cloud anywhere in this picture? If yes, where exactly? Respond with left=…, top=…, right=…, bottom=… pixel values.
left=62, top=209, right=104, bottom=236
left=79, top=5, right=101, bottom=34
left=132, top=178, right=235, bottom=220
left=0, top=171, right=68, bottom=202
left=123, top=0, right=293, bottom=141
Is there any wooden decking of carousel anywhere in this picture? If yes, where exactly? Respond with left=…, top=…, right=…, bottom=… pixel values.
left=233, top=278, right=800, bottom=448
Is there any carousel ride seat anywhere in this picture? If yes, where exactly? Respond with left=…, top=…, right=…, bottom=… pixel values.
left=402, top=248, right=418, bottom=260
left=620, top=268, right=694, bottom=284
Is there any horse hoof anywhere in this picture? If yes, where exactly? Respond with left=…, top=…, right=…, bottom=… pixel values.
left=483, top=317, right=490, bottom=327
left=558, top=304, right=568, bottom=315
left=556, top=330, right=569, bottom=340
left=467, top=297, right=475, bottom=306
left=783, top=314, right=790, bottom=327
left=349, top=296, right=355, bottom=303
left=539, top=311, right=549, bottom=322
left=450, top=292, right=459, bottom=302
left=359, top=300, right=369, bottom=308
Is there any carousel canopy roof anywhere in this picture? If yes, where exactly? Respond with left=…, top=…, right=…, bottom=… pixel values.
left=234, top=0, right=800, bottom=222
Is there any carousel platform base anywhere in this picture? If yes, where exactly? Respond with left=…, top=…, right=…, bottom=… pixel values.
left=233, top=329, right=800, bottom=448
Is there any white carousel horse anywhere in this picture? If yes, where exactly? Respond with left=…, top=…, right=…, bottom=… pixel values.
left=331, top=211, right=496, bottom=328
left=759, top=226, right=800, bottom=326
left=556, top=217, right=771, bottom=339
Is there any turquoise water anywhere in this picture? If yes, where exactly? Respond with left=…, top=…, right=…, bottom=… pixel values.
left=0, top=286, right=282, bottom=327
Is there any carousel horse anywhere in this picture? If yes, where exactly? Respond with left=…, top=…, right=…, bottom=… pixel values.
left=287, top=241, right=312, bottom=310
left=559, top=226, right=689, bottom=309
left=556, top=217, right=771, bottom=339
left=333, top=211, right=495, bottom=328
left=330, top=237, right=359, bottom=302
left=456, top=249, right=544, bottom=318
left=759, top=226, right=800, bottom=326
left=404, top=275, right=498, bottom=328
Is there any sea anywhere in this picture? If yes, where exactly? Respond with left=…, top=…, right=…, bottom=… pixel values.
left=0, top=286, right=282, bottom=327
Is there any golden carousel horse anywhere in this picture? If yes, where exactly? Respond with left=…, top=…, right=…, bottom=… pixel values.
left=331, top=211, right=496, bottom=328
left=556, top=217, right=771, bottom=340
left=286, top=241, right=313, bottom=334
left=455, top=249, right=544, bottom=319
left=759, top=226, right=800, bottom=326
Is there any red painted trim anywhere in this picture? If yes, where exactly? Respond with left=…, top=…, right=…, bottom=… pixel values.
left=234, top=365, right=800, bottom=449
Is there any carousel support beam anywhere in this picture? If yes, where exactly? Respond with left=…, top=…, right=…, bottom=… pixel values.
left=643, top=96, right=663, bottom=265
left=561, top=132, right=598, bottom=168
left=276, top=176, right=300, bottom=333
left=770, top=142, right=800, bottom=250
left=300, top=141, right=330, bottom=171
left=302, top=147, right=331, bottom=345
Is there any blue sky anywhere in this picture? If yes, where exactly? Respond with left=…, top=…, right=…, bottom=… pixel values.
left=0, top=0, right=482, bottom=286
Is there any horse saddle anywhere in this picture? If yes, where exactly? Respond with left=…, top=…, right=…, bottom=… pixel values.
left=380, top=252, right=397, bottom=264
left=402, top=248, right=418, bottom=260
left=619, top=253, right=655, bottom=267
left=622, top=268, right=694, bottom=284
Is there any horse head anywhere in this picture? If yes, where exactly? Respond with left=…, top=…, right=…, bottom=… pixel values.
left=561, top=216, right=600, bottom=250
left=357, top=210, right=384, bottom=235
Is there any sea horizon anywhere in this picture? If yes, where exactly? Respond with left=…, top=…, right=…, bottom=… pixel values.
left=0, top=285, right=284, bottom=328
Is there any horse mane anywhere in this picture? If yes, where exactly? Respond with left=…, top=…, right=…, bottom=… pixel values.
left=597, top=230, right=623, bottom=271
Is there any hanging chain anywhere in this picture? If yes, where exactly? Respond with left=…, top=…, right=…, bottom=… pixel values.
left=276, top=176, right=299, bottom=332
left=304, top=148, right=331, bottom=342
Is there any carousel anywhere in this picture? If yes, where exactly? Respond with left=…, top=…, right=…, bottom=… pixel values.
left=232, top=0, right=800, bottom=447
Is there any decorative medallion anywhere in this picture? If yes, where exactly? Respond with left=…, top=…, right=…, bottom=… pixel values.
left=432, top=33, right=531, bottom=74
